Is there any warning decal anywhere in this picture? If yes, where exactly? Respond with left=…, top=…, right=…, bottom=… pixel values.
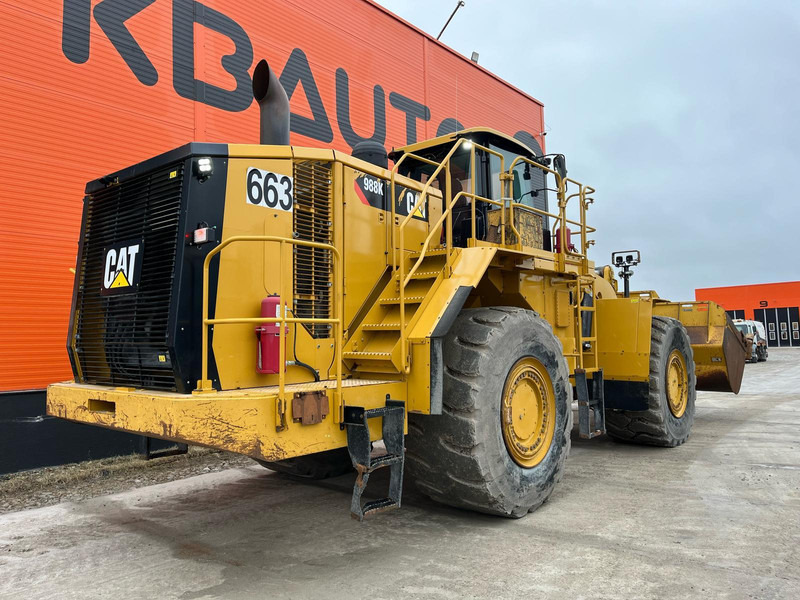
left=101, top=239, right=143, bottom=296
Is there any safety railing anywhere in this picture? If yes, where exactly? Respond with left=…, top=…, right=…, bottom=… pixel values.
left=388, top=139, right=597, bottom=373
left=196, top=235, right=343, bottom=432
left=507, top=156, right=596, bottom=267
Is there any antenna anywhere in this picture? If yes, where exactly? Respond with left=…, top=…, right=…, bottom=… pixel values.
left=437, top=1, right=465, bottom=40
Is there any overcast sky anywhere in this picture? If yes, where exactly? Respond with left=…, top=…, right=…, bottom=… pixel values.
left=377, top=0, right=799, bottom=300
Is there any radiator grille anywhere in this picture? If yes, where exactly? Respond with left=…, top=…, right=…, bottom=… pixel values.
left=74, top=163, right=184, bottom=390
left=293, top=161, right=333, bottom=339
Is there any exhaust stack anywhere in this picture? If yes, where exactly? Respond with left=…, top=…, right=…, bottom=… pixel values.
left=252, top=59, right=290, bottom=145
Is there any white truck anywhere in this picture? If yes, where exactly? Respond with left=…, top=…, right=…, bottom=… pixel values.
left=734, top=319, right=769, bottom=363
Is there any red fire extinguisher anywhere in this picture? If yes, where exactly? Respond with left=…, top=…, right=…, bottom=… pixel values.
left=554, top=227, right=576, bottom=253
left=255, top=295, right=288, bottom=374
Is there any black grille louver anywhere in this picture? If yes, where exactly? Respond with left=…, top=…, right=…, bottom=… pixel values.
left=293, top=161, right=333, bottom=339
left=74, top=163, right=184, bottom=390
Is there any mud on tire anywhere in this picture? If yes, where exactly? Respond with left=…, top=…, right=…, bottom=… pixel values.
left=406, top=307, right=572, bottom=518
left=605, top=316, right=696, bottom=447
left=255, top=447, right=353, bottom=479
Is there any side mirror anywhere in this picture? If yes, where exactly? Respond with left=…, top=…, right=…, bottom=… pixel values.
left=553, top=154, right=567, bottom=180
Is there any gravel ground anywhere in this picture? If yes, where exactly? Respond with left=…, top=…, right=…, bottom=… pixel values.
left=0, top=448, right=253, bottom=514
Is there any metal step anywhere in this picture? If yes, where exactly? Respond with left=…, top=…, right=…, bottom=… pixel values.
left=397, top=270, right=440, bottom=280
left=408, top=248, right=449, bottom=257
left=359, top=498, right=398, bottom=516
left=343, top=351, right=392, bottom=360
left=380, top=295, right=425, bottom=305
left=361, top=323, right=401, bottom=331
left=575, top=368, right=605, bottom=439
left=366, top=452, right=403, bottom=469
left=344, top=400, right=405, bottom=521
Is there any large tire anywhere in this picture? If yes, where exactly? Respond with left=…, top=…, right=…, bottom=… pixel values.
left=255, top=447, right=353, bottom=479
left=406, top=307, right=572, bottom=518
left=605, top=316, right=696, bottom=447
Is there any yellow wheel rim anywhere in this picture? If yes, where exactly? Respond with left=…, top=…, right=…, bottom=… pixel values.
left=501, top=357, right=556, bottom=468
left=666, top=349, right=688, bottom=418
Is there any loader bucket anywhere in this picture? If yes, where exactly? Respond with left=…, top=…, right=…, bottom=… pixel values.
left=653, top=301, right=747, bottom=393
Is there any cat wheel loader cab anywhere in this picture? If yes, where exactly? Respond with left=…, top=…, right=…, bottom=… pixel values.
left=47, top=59, right=747, bottom=520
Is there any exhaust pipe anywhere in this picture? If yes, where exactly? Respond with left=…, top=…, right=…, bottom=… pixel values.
left=252, top=59, right=290, bottom=145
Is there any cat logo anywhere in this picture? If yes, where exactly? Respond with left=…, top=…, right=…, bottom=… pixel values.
left=101, top=239, right=143, bottom=296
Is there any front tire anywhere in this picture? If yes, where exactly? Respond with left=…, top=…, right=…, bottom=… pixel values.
left=406, top=307, right=572, bottom=518
left=605, top=316, right=696, bottom=447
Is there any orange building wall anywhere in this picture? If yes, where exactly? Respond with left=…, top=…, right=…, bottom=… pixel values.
left=695, top=281, right=800, bottom=319
left=0, top=0, right=546, bottom=392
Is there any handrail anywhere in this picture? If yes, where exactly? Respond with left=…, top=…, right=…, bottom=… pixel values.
left=389, top=151, right=446, bottom=271
left=506, top=156, right=597, bottom=263
left=197, top=235, right=343, bottom=430
left=388, top=140, right=597, bottom=374
left=392, top=138, right=472, bottom=372
left=509, top=202, right=595, bottom=234
left=467, top=143, right=508, bottom=245
left=405, top=190, right=496, bottom=284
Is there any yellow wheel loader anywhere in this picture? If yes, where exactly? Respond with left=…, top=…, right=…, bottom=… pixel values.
left=48, top=60, right=746, bottom=519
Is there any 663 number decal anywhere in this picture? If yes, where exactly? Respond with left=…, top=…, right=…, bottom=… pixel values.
left=246, top=167, right=293, bottom=212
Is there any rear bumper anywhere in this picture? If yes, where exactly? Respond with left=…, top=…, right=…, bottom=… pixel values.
left=47, top=380, right=403, bottom=461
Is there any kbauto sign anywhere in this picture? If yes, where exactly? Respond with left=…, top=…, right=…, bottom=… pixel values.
left=0, top=0, right=545, bottom=391
left=59, top=0, right=545, bottom=151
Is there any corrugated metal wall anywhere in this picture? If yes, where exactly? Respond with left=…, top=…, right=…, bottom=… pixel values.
left=0, top=0, right=545, bottom=392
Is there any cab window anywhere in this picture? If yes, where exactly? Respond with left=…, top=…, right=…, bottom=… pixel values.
left=398, top=145, right=473, bottom=196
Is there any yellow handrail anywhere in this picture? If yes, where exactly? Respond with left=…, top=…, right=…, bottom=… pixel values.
left=506, top=156, right=597, bottom=262
left=389, top=151, right=443, bottom=272
left=388, top=141, right=596, bottom=374
left=405, top=190, right=494, bottom=284
left=465, top=143, right=507, bottom=245
left=197, top=235, right=343, bottom=430
left=393, top=138, right=473, bottom=372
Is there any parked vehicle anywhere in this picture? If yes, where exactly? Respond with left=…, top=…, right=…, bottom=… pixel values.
left=734, top=319, right=769, bottom=362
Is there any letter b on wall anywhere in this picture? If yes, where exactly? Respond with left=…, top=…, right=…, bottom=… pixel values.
left=172, top=0, right=254, bottom=112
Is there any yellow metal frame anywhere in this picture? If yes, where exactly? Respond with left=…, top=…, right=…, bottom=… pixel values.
left=196, top=235, right=344, bottom=430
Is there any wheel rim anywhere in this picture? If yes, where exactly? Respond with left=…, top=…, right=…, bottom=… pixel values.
left=501, top=357, right=556, bottom=468
left=666, top=349, right=688, bottom=418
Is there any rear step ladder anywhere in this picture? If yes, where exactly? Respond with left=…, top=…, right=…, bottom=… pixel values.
left=344, top=399, right=405, bottom=520
left=575, top=368, right=606, bottom=439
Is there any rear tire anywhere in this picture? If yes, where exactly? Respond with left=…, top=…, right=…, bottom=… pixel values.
left=605, top=316, right=696, bottom=447
left=757, top=346, right=767, bottom=362
left=255, top=447, right=353, bottom=479
left=406, top=307, right=572, bottom=518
